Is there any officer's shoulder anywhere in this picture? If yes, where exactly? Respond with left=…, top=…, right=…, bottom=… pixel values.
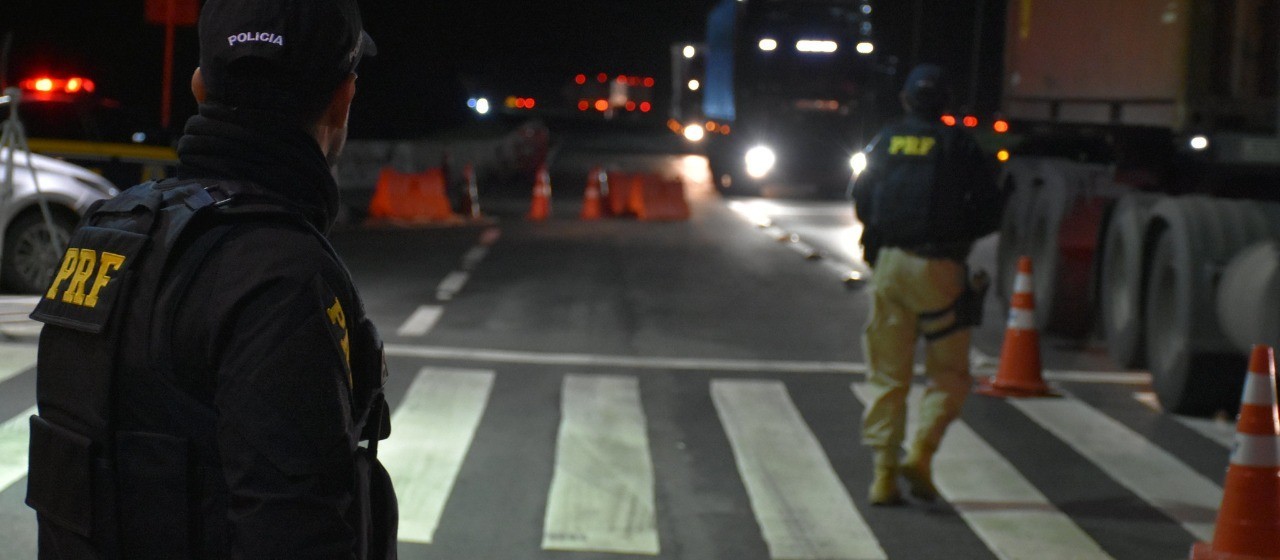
left=203, top=222, right=337, bottom=280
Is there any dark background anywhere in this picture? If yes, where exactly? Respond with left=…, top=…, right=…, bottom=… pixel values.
left=1, top=1, right=1007, bottom=139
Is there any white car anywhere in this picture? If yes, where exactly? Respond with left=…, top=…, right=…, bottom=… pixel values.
left=0, top=148, right=118, bottom=293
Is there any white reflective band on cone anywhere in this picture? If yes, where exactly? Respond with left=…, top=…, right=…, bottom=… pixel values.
left=1007, top=308, right=1036, bottom=330
left=1013, top=273, right=1033, bottom=294
left=1241, top=372, right=1279, bottom=407
left=1230, top=433, right=1280, bottom=467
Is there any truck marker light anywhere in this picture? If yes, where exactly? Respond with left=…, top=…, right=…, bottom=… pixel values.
left=997, top=149, right=1011, bottom=162
left=941, top=115, right=957, bottom=126
left=856, top=42, right=875, bottom=54
left=963, top=116, right=979, bottom=128
left=796, top=40, right=838, bottom=53
left=993, top=120, right=1010, bottom=133
left=759, top=38, right=778, bottom=51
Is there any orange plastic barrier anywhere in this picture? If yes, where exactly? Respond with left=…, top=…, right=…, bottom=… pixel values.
left=630, top=175, right=691, bottom=221
left=367, top=167, right=458, bottom=223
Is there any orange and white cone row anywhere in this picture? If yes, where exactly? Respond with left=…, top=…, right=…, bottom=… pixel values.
left=976, top=255, right=1054, bottom=398
left=1190, top=344, right=1280, bottom=560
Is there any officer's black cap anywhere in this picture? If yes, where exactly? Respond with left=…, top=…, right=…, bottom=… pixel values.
left=197, top=0, right=376, bottom=109
left=902, top=63, right=948, bottom=114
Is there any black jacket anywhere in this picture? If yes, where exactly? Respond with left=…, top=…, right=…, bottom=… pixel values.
left=850, top=113, right=1001, bottom=263
left=28, top=104, right=396, bottom=559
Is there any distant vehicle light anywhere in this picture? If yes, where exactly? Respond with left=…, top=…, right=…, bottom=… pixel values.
left=595, top=99, right=609, bottom=112
left=628, top=77, right=640, bottom=87
left=643, top=77, right=655, bottom=88
left=20, top=76, right=95, bottom=95
left=683, top=45, right=696, bottom=59
left=855, top=42, right=875, bottom=54
left=525, top=98, right=535, bottom=109
left=474, top=98, right=490, bottom=115
left=467, top=98, right=478, bottom=109
left=706, top=121, right=717, bottom=131
left=861, top=3, right=872, bottom=14
left=597, top=73, right=608, bottom=83
left=941, top=114, right=957, bottom=126
left=850, top=152, right=868, bottom=176
left=617, top=75, right=628, bottom=84
left=963, top=115, right=979, bottom=128
left=1190, top=135, right=1209, bottom=151
left=745, top=146, right=777, bottom=179
left=131, top=132, right=147, bottom=144
left=575, top=74, right=586, bottom=85
left=34, top=78, right=54, bottom=92
left=683, top=124, right=705, bottom=142
left=796, top=40, right=838, bottom=53
left=578, top=100, right=590, bottom=111
left=639, top=102, right=652, bottom=113
left=993, top=119, right=1010, bottom=133
left=688, top=79, right=701, bottom=91
left=626, top=101, right=637, bottom=111
left=997, top=149, right=1011, bottom=162
left=759, top=38, right=778, bottom=51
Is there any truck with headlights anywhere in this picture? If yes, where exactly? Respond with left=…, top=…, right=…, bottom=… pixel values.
left=992, top=0, right=1280, bottom=415
left=699, top=0, right=888, bottom=198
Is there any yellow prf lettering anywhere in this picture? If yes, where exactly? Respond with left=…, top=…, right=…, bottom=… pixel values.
left=83, top=252, right=125, bottom=308
left=46, top=249, right=80, bottom=299
left=62, top=249, right=97, bottom=305
left=888, top=135, right=936, bottom=156
left=327, top=297, right=351, bottom=381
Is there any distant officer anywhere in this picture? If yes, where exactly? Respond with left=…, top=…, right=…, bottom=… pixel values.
left=849, top=64, right=1001, bottom=505
left=26, top=0, right=398, bottom=557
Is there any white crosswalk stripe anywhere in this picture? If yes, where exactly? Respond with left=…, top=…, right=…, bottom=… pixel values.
left=379, top=367, right=495, bottom=544
left=1011, top=397, right=1223, bottom=541
left=850, top=383, right=1112, bottom=560
left=712, top=379, right=886, bottom=560
left=0, top=361, right=1239, bottom=560
left=543, top=374, right=659, bottom=554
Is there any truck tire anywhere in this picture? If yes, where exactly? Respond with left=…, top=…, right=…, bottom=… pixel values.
left=1026, top=173, right=1072, bottom=332
left=2, top=210, right=76, bottom=294
left=1143, top=197, right=1277, bottom=415
left=1099, top=193, right=1160, bottom=368
left=1217, top=241, right=1280, bottom=354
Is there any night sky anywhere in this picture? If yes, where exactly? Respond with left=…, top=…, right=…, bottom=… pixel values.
left=3, top=1, right=1006, bottom=139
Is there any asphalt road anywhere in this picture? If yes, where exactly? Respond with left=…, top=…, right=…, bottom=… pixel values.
left=0, top=136, right=1247, bottom=559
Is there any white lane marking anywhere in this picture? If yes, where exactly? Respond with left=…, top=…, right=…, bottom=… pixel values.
left=785, top=239, right=821, bottom=259
left=1011, top=397, right=1222, bottom=541
left=384, top=344, right=1150, bottom=385
left=397, top=305, right=445, bottom=337
left=0, top=344, right=36, bottom=385
left=0, top=406, right=36, bottom=493
left=380, top=367, right=495, bottom=544
left=543, top=375, right=658, bottom=555
left=850, top=384, right=1112, bottom=560
left=461, top=246, right=489, bottom=271
left=1133, top=392, right=1234, bottom=448
left=712, top=379, right=885, bottom=560
left=436, top=271, right=470, bottom=301
left=479, top=227, right=501, bottom=246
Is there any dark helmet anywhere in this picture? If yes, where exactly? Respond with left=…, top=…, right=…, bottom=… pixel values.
left=901, top=64, right=949, bottom=116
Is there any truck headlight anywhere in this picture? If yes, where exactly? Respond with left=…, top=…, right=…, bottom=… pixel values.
left=745, top=146, right=776, bottom=179
left=683, top=124, right=705, bottom=142
left=850, top=152, right=867, bottom=176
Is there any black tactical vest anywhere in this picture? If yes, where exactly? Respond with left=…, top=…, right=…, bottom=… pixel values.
left=25, top=179, right=396, bottom=559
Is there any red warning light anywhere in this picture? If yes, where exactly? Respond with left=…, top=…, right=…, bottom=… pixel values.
left=525, top=98, right=535, bottom=109
left=575, top=74, right=586, bottom=85
left=625, top=101, right=637, bottom=111
left=643, top=77, right=655, bottom=88
left=578, top=100, right=590, bottom=111
left=20, top=76, right=96, bottom=95
left=639, top=101, right=652, bottom=113
left=963, top=115, right=979, bottom=128
left=993, top=119, right=1010, bottom=133
left=597, top=73, right=608, bottom=83
left=941, top=114, right=957, bottom=127
left=595, top=99, right=609, bottom=112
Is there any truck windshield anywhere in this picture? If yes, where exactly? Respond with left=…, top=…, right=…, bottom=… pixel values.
left=738, top=1, right=869, bottom=104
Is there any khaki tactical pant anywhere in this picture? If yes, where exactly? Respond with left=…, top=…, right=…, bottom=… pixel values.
left=861, top=247, right=972, bottom=452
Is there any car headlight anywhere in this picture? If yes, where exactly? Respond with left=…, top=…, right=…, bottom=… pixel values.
left=683, top=124, right=705, bottom=143
left=850, top=152, right=867, bottom=176
left=744, top=146, right=776, bottom=179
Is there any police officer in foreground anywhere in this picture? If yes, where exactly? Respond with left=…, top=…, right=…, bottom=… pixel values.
left=25, top=0, right=397, bottom=557
left=850, top=64, right=1001, bottom=506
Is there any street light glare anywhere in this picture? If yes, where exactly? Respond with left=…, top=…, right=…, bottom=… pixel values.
left=683, top=45, right=696, bottom=59
left=758, top=38, right=778, bottom=51
left=856, top=42, right=875, bottom=54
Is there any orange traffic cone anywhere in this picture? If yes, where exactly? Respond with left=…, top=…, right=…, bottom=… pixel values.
left=1190, top=344, right=1280, bottom=560
left=463, top=163, right=482, bottom=220
left=976, top=255, right=1055, bottom=397
left=528, top=164, right=552, bottom=221
left=581, top=167, right=603, bottom=220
